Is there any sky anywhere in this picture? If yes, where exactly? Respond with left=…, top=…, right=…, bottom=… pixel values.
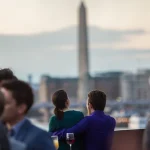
left=0, top=0, right=150, bottom=34
left=0, top=0, right=150, bottom=82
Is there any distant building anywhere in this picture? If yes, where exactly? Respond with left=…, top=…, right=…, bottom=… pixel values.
left=39, top=76, right=78, bottom=103
left=31, top=83, right=39, bottom=103
left=39, top=75, right=51, bottom=102
left=120, top=73, right=136, bottom=101
left=121, top=69, right=150, bottom=101
left=48, top=77, right=78, bottom=101
left=27, top=74, right=39, bottom=103
left=28, top=74, right=32, bottom=85
left=94, top=72, right=123, bottom=100
left=38, top=71, right=123, bottom=103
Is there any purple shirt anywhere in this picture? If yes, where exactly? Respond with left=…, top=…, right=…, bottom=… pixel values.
left=53, top=110, right=116, bottom=150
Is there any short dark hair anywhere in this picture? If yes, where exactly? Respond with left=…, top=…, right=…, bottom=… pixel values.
left=0, top=91, right=5, bottom=116
left=1, top=80, right=33, bottom=114
left=0, top=68, right=17, bottom=83
left=52, top=90, right=68, bottom=120
left=88, top=90, right=106, bottom=111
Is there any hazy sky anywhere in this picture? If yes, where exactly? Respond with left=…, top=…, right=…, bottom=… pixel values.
left=0, top=0, right=150, bottom=34
left=0, top=0, right=150, bottom=82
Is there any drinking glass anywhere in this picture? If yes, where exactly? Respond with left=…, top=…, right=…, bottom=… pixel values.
left=51, top=136, right=59, bottom=150
left=66, top=133, right=75, bottom=150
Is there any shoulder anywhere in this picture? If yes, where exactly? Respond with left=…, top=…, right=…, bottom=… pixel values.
left=68, top=110, right=84, bottom=121
left=82, top=115, right=92, bottom=123
left=106, top=115, right=116, bottom=129
left=69, top=110, right=84, bottom=116
left=28, top=123, right=52, bottom=142
left=30, top=123, right=47, bottom=135
left=25, top=125, right=55, bottom=150
left=109, top=115, right=116, bottom=124
left=77, top=115, right=89, bottom=123
left=24, top=119, right=48, bottom=135
left=49, top=115, right=57, bottom=123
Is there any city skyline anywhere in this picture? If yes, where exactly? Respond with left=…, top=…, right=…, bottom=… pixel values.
left=1, top=25, right=150, bottom=82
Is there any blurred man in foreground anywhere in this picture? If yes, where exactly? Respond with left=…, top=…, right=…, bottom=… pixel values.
left=0, top=68, right=26, bottom=150
left=0, top=80, right=55, bottom=150
left=0, top=91, right=27, bottom=150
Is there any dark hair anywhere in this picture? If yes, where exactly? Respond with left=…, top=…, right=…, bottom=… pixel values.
left=0, top=91, right=5, bottom=117
left=0, top=68, right=17, bottom=83
left=88, top=90, right=106, bottom=111
left=1, top=80, right=33, bottom=114
left=52, top=90, right=68, bottom=120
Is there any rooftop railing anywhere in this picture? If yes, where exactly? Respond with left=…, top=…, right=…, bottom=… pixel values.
left=112, top=129, right=144, bottom=150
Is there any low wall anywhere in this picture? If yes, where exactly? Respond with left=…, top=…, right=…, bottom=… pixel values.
left=112, top=129, right=144, bottom=150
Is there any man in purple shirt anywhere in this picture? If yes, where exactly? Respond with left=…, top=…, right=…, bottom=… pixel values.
left=53, top=90, right=116, bottom=150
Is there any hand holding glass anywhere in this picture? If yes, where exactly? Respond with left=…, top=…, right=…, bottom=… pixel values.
left=51, top=136, right=59, bottom=150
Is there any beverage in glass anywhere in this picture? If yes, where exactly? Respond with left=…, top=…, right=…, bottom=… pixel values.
left=66, top=133, right=75, bottom=150
left=51, top=136, right=59, bottom=150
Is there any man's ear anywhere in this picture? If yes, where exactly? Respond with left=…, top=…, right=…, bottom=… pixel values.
left=18, top=104, right=27, bottom=114
left=88, top=102, right=93, bottom=109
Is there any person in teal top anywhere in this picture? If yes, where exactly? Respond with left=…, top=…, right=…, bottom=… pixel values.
left=49, top=90, right=84, bottom=150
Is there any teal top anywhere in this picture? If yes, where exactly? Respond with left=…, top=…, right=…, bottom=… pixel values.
left=49, top=110, right=84, bottom=150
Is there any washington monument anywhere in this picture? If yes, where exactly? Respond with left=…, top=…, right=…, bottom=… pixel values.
left=77, top=2, right=89, bottom=102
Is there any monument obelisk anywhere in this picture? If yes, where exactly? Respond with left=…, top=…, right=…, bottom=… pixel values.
left=77, top=1, right=89, bottom=102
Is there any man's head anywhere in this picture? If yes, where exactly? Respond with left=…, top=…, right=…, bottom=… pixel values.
left=0, top=80, right=34, bottom=125
left=87, top=90, right=106, bottom=115
left=0, top=68, right=17, bottom=87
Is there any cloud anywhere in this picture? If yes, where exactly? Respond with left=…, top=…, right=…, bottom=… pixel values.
left=0, top=26, right=149, bottom=79
left=89, top=26, right=145, bottom=43
left=0, top=26, right=146, bottom=50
